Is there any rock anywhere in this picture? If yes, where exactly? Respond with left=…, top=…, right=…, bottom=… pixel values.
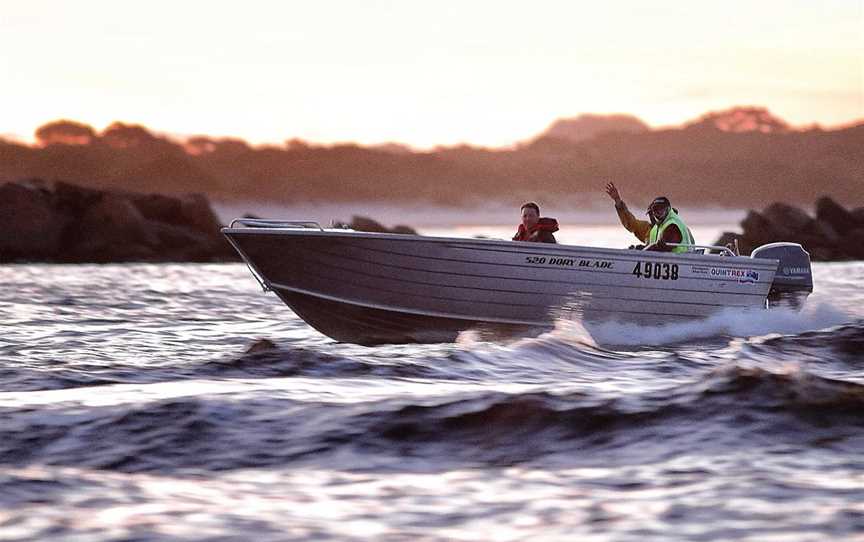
left=816, top=196, right=857, bottom=234
left=807, top=247, right=840, bottom=261
left=740, top=210, right=788, bottom=246
left=150, top=222, right=201, bottom=250
left=788, top=219, right=838, bottom=253
left=53, top=181, right=105, bottom=218
left=762, top=202, right=812, bottom=234
left=84, top=194, right=150, bottom=236
left=0, top=180, right=239, bottom=263
left=125, top=204, right=235, bottom=262
left=349, top=216, right=389, bottom=233
left=0, top=181, right=68, bottom=260
left=71, top=194, right=160, bottom=261
left=131, top=193, right=182, bottom=225
left=713, top=232, right=750, bottom=255
left=335, top=215, right=418, bottom=235
left=840, top=228, right=864, bottom=260
left=714, top=196, right=860, bottom=261
left=809, top=219, right=841, bottom=246
left=130, top=193, right=222, bottom=234
left=178, top=193, right=224, bottom=234
left=391, top=224, right=419, bottom=235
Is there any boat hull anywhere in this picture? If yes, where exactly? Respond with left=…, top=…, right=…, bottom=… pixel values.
left=276, top=289, right=543, bottom=344
left=223, top=228, right=779, bottom=345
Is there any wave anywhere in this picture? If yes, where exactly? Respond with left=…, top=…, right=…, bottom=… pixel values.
left=367, top=364, right=864, bottom=443
left=5, top=312, right=862, bottom=395
left=750, top=322, right=864, bottom=360
left=2, top=363, right=861, bottom=473
left=0, top=338, right=459, bottom=392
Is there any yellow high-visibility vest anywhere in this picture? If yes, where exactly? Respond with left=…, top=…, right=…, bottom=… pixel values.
left=648, top=209, right=693, bottom=253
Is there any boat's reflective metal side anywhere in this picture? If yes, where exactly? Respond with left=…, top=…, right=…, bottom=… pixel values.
left=223, top=228, right=779, bottom=345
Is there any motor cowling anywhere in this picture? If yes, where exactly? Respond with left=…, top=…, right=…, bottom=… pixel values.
left=751, top=242, right=813, bottom=310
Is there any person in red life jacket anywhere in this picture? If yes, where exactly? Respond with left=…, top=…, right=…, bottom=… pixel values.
left=512, top=202, right=558, bottom=243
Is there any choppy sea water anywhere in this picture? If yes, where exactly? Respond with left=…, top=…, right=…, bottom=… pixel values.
left=1, top=230, right=863, bottom=540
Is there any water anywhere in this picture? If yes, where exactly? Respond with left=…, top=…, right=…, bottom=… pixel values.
left=1, top=229, right=863, bottom=541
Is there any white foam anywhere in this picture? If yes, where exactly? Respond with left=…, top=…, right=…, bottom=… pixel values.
left=572, top=302, right=852, bottom=347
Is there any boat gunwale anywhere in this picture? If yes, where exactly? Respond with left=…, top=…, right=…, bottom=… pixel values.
left=221, top=227, right=780, bottom=270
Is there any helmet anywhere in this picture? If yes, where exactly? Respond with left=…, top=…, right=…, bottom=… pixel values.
left=647, top=196, right=671, bottom=225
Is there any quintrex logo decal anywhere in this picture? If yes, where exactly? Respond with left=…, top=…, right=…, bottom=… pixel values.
left=709, top=267, right=760, bottom=283
left=743, top=270, right=760, bottom=283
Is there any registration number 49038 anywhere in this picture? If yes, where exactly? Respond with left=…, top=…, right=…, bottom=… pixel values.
left=632, top=262, right=679, bottom=280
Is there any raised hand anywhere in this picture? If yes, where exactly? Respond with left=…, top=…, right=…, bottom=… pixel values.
left=604, top=182, right=622, bottom=204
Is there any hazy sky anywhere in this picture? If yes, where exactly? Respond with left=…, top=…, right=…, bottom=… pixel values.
left=2, top=0, right=862, bottom=148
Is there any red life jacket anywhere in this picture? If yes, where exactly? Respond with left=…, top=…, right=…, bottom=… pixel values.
left=512, top=217, right=559, bottom=243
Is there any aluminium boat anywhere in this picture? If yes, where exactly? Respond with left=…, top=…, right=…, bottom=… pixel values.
left=222, top=219, right=813, bottom=345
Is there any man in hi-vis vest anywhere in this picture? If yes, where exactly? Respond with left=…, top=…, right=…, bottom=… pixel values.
left=604, top=182, right=694, bottom=253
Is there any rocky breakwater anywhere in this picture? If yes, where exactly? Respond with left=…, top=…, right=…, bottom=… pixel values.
left=332, top=216, right=417, bottom=235
left=715, top=197, right=864, bottom=261
left=0, top=180, right=239, bottom=263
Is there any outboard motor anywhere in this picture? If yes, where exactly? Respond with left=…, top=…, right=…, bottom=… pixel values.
left=751, top=242, right=813, bottom=310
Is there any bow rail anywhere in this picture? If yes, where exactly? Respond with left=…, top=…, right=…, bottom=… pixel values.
left=228, top=219, right=325, bottom=231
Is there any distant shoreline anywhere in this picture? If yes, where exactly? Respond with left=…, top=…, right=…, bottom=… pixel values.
left=4, top=108, right=862, bottom=210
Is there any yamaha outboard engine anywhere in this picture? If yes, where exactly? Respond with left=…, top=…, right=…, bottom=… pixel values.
left=751, top=242, right=813, bottom=310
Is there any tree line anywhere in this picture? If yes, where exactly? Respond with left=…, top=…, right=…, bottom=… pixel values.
left=1, top=107, right=861, bottom=207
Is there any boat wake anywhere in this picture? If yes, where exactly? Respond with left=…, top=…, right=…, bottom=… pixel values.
left=564, top=302, right=852, bottom=347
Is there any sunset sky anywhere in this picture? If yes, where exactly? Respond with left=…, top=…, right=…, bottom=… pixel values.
left=2, top=0, right=862, bottom=148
